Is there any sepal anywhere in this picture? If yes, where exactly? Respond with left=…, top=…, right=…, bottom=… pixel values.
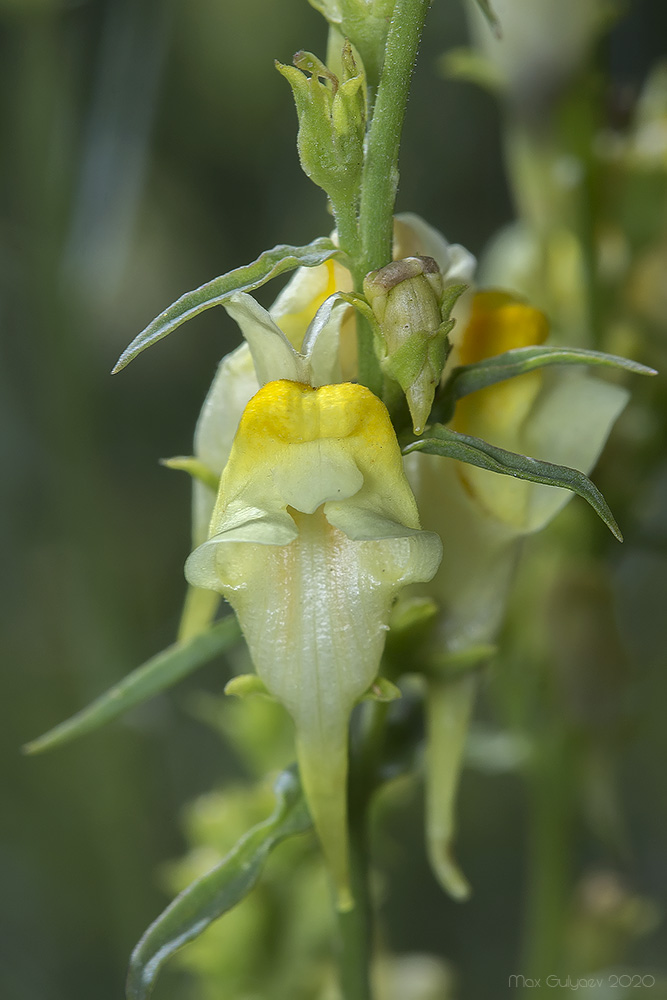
left=362, top=677, right=403, bottom=703
left=224, top=674, right=272, bottom=699
left=161, top=456, right=219, bottom=491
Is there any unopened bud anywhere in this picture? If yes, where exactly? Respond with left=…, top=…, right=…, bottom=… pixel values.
left=364, top=256, right=464, bottom=434
left=277, top=41, right=365, bottom=207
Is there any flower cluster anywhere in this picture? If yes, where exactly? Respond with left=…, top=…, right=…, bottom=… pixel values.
left=177, top=214, right=630, bottom=907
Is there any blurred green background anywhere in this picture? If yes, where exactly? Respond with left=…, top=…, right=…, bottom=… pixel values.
left=2, top=1, right=666, bottom=998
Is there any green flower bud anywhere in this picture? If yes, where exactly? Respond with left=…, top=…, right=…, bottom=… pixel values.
left=364, top=256, right=464, bottom=434
left=277, top=42, right=365, bottom=208
left=308, top=0, right=396, bottom=86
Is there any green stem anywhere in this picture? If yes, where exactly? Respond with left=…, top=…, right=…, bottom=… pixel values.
left=337, top=813, right=374, bottom=1000
left=336, top=702, right=390, bottom=999
left=358, top=0, right=431, bottom=276
left=353, top=0, right=431, bottom=393
left=333, top=7, right=432, bottom=990
left=522, top=728, right=577, bottom=982
left=333, top=191, right=363, bottom=277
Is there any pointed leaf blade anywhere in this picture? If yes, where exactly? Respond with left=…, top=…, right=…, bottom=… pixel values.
left=404, top=425, right=622, bottom=541
left=24, top=616, right=242, bottom=754
left=126, top=767, right=312, bottom=1000
left=112, top=239, right=344, bottom=373
left=437, top=346, right=656, bottom=423
left=472, top=0, right=501, bottom=38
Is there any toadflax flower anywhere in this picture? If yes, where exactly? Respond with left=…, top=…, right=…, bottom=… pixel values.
left=173, top=214, right=472, bottom=903
left=178, top=214, right=473, bottom=639
left=409, top=289, right=630, bottom=648
left=185, top=378, right=442, bottom=909
left=405, top=289, right=629, bottom=899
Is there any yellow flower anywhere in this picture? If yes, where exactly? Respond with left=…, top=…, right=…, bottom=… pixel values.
left=406, top=290, right=628, bottom=900
left=445, top=290, right=629, bottom=540
left=185, top=379, right=442, bottom=909
left=180, top=214, right=473, bottom=639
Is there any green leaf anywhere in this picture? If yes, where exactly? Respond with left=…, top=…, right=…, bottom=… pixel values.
left=126, top=767, right=312, bottom=1000
left=23, top=617, right=242, bottom=754
left=403, top=425, right=623, bottom=541
left=112, top=239, right=344, bottom=373
left=436, top=346, right=657, bottom=424
left=472, top=0, right=501, bottom=38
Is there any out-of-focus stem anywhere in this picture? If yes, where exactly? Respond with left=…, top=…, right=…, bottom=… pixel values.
left=337, top=812, right=374, bottom=1000
left=522, top=729, right=577, bottom=980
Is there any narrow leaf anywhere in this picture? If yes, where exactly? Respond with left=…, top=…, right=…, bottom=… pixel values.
left=436, top=346, right=656, bottom=423
left=473, top=0, right=501, bottom=38
left=404, top=425, right=622, bottom=541
left=24, top=617, right=242, bottom=754
left=126, top=767, right=312, bottom=1000
left=112, top=239, right=344, bottom=373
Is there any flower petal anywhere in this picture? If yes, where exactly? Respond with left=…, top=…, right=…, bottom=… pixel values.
left=270, top=257, right=350, bottom=346
left=405, top=452, right=518, bottom=649
left=224, top=293, right=309, bottom=385
left=521, top=371, right=629, bottom=532
left=192, top=343, right=259, bottom=546
left=394, top=212, right=477, bottom=284
left=179, top=344, right=259, bottom=642
left=187, top=507, right=440, bottom=908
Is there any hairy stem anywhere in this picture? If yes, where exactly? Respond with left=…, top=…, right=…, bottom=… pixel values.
left=335, top=4, right=433, bottom=992
left=353, top=0, right=431, bottom=392
left=358, top=0, right=431, bottom=276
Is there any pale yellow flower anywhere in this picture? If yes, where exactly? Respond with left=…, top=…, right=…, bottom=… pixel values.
left=407, top=290, right=629, bottom=649
left=406, top=290, right=628, bottom=900
left=186, top=379, right=442, bottom=908
left=180, top=215, right=473, bottom=638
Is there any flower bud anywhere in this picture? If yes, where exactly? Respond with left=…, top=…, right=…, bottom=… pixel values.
left=364, top=256, right=463, bottom=434
left=277, top=42, right=365, bottom=207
